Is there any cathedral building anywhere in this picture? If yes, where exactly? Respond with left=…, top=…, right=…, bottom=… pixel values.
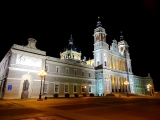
left=0, top=19, right=154, bottom=99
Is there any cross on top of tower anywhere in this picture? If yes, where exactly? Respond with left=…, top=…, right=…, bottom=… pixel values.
left=96, top=16, right=102, bottom=27
left=69, top=34, right=74, bottom=44
left=120, top=31, right=125, bottom=41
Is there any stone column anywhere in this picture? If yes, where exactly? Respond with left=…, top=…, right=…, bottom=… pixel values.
left=117, top=77, right=120, bottom=92
left=122, top=77, right=125, bottom=92
left=109, top=74, right=112, bottom=93
left=113, top=76, right=116, bottom=92
left=115, top=76, right=117, bottom=92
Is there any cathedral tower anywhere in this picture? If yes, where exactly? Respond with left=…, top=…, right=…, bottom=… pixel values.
left=93, top=17, right=109, bottom=68
left=93, top=17, right=110, bottom=96
left=118, top=31, right=132, bottom=73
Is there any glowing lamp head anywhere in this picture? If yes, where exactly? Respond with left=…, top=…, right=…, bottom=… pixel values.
left=147, top=84, right=151, bottom=88
left=124, top=81, right=129, bottom=85
left=84, top=86, right=86, bottom=88
left=38, top=69, right=47, bottom=78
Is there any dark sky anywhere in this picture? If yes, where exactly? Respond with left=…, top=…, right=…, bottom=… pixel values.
left=1, top=1, right=160, bottom=90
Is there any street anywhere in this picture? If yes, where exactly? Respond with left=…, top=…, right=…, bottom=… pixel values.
left=0, top=95, right=160, bottom=120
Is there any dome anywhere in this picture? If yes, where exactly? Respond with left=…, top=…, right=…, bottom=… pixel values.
left=61, top=35, right=81, bottom=53
left=61, top=44, right=81, bottom=53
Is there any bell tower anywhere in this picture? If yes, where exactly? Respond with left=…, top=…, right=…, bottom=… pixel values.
left=93, top=17, right=109, bottom=68
left=118, top=31, right=132, bottom=73
left=93, top=17, right=110, bottom=96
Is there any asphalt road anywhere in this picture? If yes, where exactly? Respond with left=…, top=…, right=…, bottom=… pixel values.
left=0, top=95, right=160, bottom=120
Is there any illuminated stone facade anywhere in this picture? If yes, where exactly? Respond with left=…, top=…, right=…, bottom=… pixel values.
left=0, top=20, right=154, bottom=99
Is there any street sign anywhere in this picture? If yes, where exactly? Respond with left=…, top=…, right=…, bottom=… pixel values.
left=8, top=85, right=12, bottom=90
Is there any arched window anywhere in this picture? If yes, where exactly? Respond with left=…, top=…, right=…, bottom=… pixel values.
left=104, top=61, right=107, bottom=66
left=97, top=61, right=99, bottom=66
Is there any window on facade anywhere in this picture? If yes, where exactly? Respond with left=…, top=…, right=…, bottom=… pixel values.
left=5, top=72, right=8, bottom=77
left=74, top=85, right=77, bottom=92
left=105, top=61, right=107, bottom=66
left=74, top=69, right=77, bottom=75
left=97, top=61, right=99, bottom=66
left=4, top=60, right=7, bottom=69
left=82, top=71, right=84, bottom=76
left=56, top=67, right=59, bottom=73
left=43, top=84, right=48, bottom=93
left=55, top=84, right=59, bottom=92
left=89, top=72, right=91, bottom=77
left=81, top=85, right=85, bottom=92
left=89, top=86, right=91, bottom=92
left=65, top=85, right=69, bottom=92
left=3, top=63, right=4, bottom=69
left=66, top=68, right=69, bottom=74
left=8, top=56, right=11, bottom=65
left=46, top=66, right=48, bottom=72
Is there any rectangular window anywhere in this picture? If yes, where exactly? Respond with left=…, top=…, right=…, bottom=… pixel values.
left=82, top=71, right=84, bottom=76
left=56, top=66, right=59, bottom=73
left=64, top=84, right=69, bottom=93
left=66, top=68, right=69, bottom=74
left=5, top=60, right=7, bottom=69
left=89, top=72, right=91, bottom=77
left=89, top=86, right=91, bottom=92
left=55, top=84, right=59, bottom=93
left=81, top=85, right=85, bottom=92
left=43, top=84, right=48, bottom=93
left=97, top=61, right=99, bottom=66
left=73, top=85, right=77, bottom=93
left=74, top=69, right=77, bottom=75
left=46, top=65, right=49, bottom=72
left=105, top=61, right=107, bottom=66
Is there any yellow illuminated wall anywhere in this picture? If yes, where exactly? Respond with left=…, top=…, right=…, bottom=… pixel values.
left=86, top=59, right=94, bottom=66
left=108, top=55, right=126, bottom=71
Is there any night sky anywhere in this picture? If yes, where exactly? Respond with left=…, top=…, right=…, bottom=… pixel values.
left=1, top=1, right=160, bottom=91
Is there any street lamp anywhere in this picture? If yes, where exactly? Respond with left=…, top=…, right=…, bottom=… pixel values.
left=43, top=69, right=47, bottom=100
left=147, top=84, right=152, bottom=95
left=83, top=86, right=86, bottom=97
left=124, top=81, right=129, bottom=97
left=37, top=69, right=47, bottom=101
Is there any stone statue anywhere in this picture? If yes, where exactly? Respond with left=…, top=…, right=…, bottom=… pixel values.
left=26, top=38, right=37, bottom=49
left=23, top=80, right=30, bottom=91
left=83, top=56, right=86, bottom=62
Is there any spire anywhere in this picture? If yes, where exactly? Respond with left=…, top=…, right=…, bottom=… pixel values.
left=96, top=16, right=102, bottom=27
left=120, top=31, right=125, bottom=41
left=69, top=34, right=74, bottom=44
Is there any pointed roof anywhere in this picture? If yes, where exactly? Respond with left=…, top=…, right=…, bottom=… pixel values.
left=69, top=34, right=74, bottom=44
left=120, top=31, right=125, bottom=41
left=61, top=34, right=81, bottom=53
left=96, top=16, right=102, bottom=27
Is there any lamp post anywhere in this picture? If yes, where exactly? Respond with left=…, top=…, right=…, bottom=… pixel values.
left=37, top=69, right=47, bottom=101
left=83, top=86, right=86, bottom=97
left=43, top=69, right=47, bottom=99
left=124, top=81, right=129, bottom=97
left=147, top=84, right=152, bottom=96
